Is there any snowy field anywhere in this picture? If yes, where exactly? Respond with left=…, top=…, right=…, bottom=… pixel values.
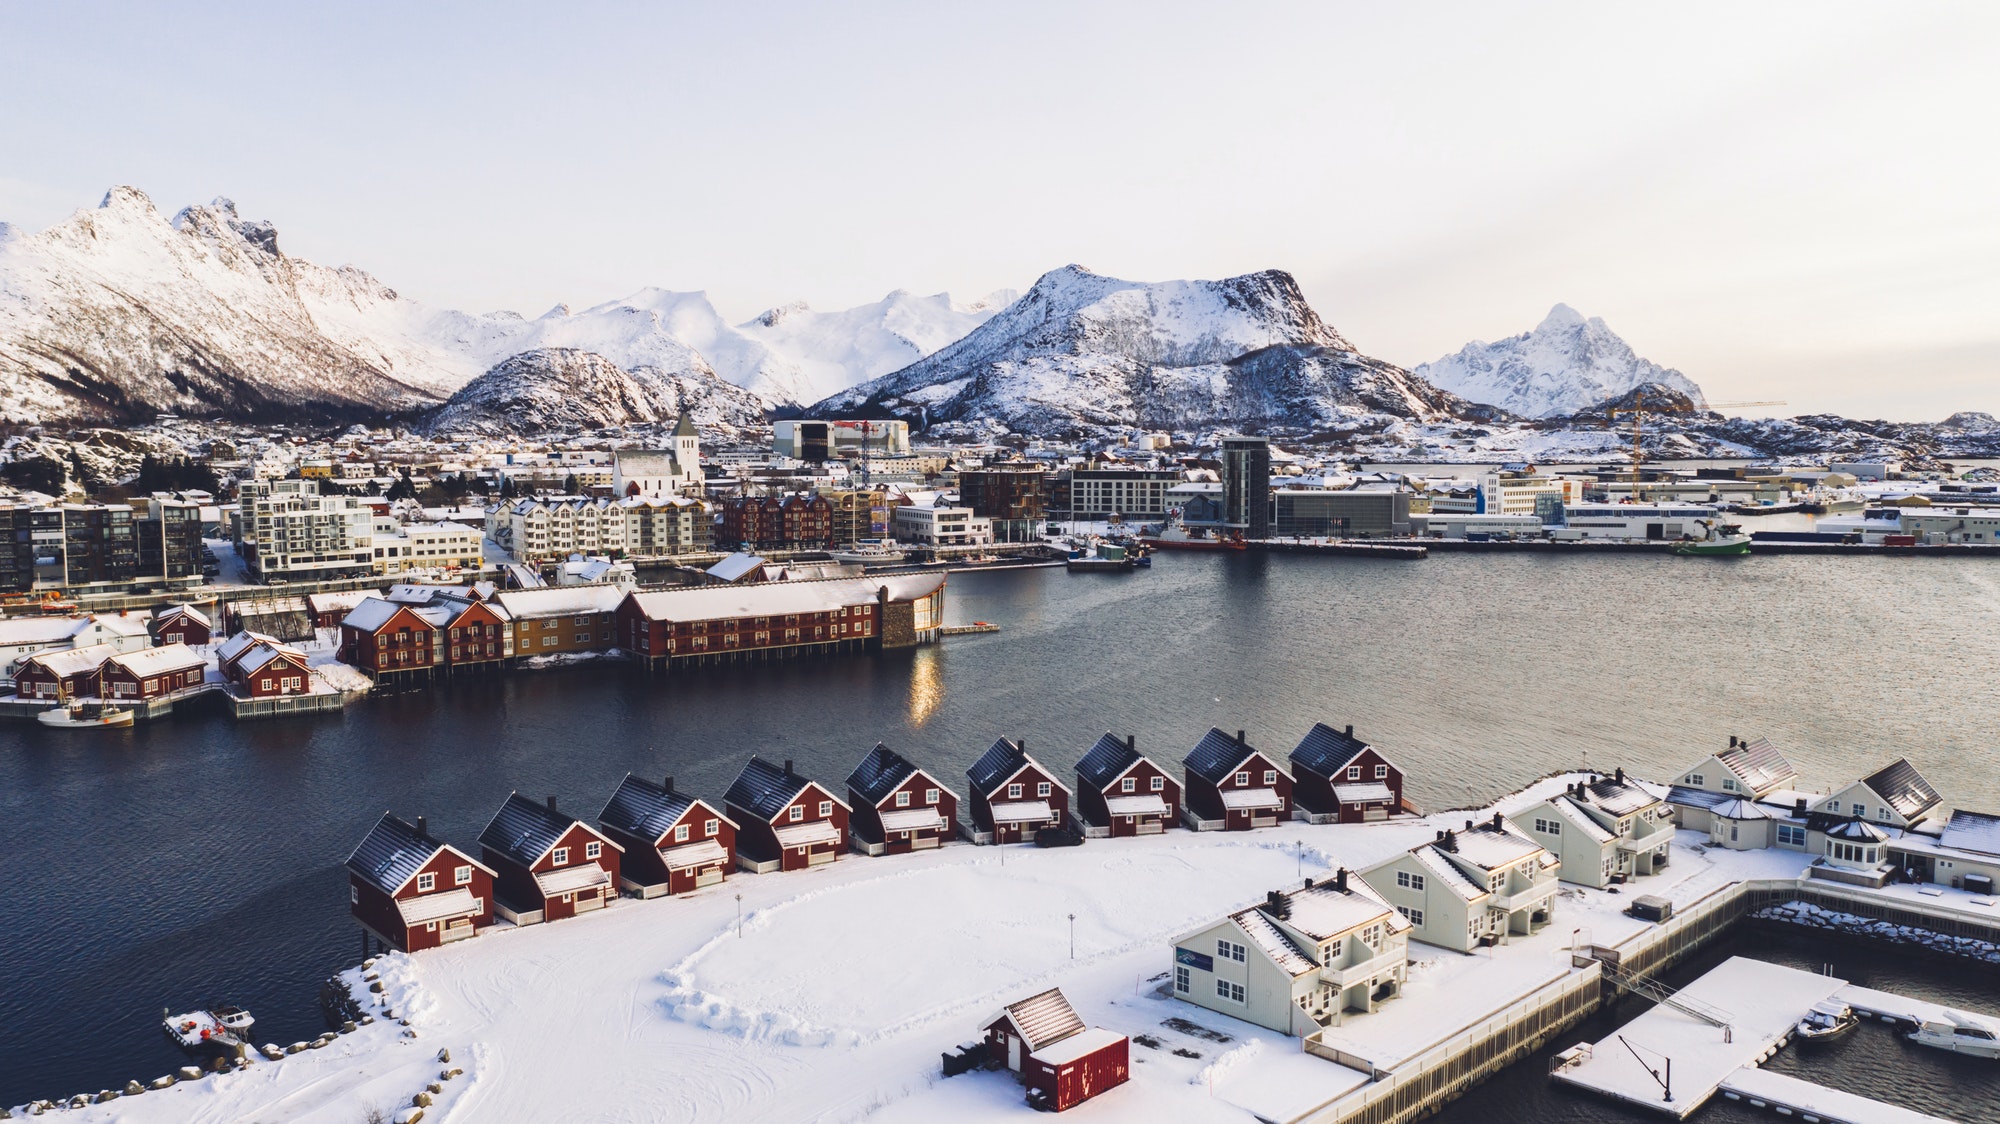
left=35, top=775, right=1834, bottom=1124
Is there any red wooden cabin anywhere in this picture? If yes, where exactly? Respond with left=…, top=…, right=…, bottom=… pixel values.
left=598, top=774, right=737, bottom=898
left=346, top=812, right=495, bottom=953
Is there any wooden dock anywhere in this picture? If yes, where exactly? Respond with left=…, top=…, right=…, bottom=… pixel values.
left=942, top=623, right=1001, bottom=636
left=1250, top=540, right=1430, bottom=559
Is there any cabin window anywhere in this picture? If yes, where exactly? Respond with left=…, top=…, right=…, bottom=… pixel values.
left=789, top=806, right=804, bottom=822
left=553, top=847, right=570, bottom=866
left=1264, top=770, right=1277, bottom=784
left=925, top=789, right=938, bottom=805
left=1879, top=807, right=1892, bottom=822
left=705, top=819, right=718, bottom=836
left=1234, top=771, right=1249, bottom=786
left=1534, top=818, right=1561, bottom=836
left=894, top=791, right=911, bottom=808
left=1150, top=776, right=1164, bottom=791
left=674, top=825, right=690, bottom=842
left=1399, top=906, right=1424, bottom=926
left=1686, top=773, right=1704, bottom=786
left=417, top=873, right=436, bottom=892
left=585, top=842, right=602, bottom=860
left=455, top=865, right=471, bottom=885
left=1215, top=980, right=1245, bottom=1004
left=351, top=885, right=359, bottom=904
left=1777, top=824, right=1806, bottom=847
left=1174, top=966, right=1190, bottom=993
left=1347, top=766, right=1362, bottom=780
left=1721, top=778, right=1738, bottom=792
left=1121, top=777, right=1136, bottom=793
left=1037, top=782, right=1051, bottom=798
left=1007, top=783, right=1023, bottom=799
left=1397, top=871, right=1425, bottom=892
left=1217, top=939, right=1246, bottom=962
left=1375, top=764, right=1389, bottom=779
left=1825, top=800, right=1840, bottom=813
left=818, top=800, right=833, bottom=817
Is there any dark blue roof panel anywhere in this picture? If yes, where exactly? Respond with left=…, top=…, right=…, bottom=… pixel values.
left=848, top=744, right=920, bottom=806
left=599, top=774, right=697, bottom=842
left=346, top=812, right=445, bottom=895
left=1290, top=722, right=1371, bottom=778
left=725, top=755, right=811, bottom=821
left=1183, top=727, right=1256, bottom=783
left=968, top=738, right=1028, bottom=795
left=1075, top=734, right=1141, bottom=790
left=477, top=792, right=578, bottom=866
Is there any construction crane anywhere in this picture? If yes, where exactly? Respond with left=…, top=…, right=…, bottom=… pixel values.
left=1604, top=389, right=1786, bottom=484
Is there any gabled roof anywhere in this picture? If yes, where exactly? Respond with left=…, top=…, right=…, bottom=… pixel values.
left=987, top=988, right=1085, bottom=1053
left=1183, top=728, right=1261, bottom=784
left=154, top=603, right=211, bottom=628
left=477, top=792, right=618, bottom=867
left=1821, top=817, right=1890, bottom=843
left=1075, top=733, right=1149, bottom=791
left=968, top=737, right=1052, bottom=796
left=1713, top=737, right=1795, bottom=794
left=216, top=630, right=283, bottom=665
left=599, top=775, right=736, bottom=843
left=347, top=813, right=493, bottom=896
left=1938, top=810, right=2000, bottom=857
left=1546, top=795, right=1618, bottom=842
left=847, top=744, right=947, bottom=806
left=1407, top=845, right=1490, bottom=901
left=23, top=642, right=117, bottom=678
left=1274, top=877, right=1407, bottom=943
left=108, top=643, right=205, bottom=677
left=1290, top=722, right=1378, bottom=779
left=707, top=552, right=765, bottom=582
left=1578, top=775, right=1661, bottom=817
left=1232, top=906, right=1316, bottom=975
left=341, top=597, right=427, bottom=633
left=725, top=756, right=849, bottom=821
left=1859, top=758, right=1941, bottom=821
left=239, top=642, right=307, bottom=676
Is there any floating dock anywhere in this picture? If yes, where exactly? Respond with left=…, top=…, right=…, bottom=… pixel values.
left=1718, top=1067, right=1955, bottom=1124
left=1835, top=983, right=1958, bottom=1029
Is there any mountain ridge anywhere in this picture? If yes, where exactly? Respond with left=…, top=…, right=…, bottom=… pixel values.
left=1413, top=304, right=1706, bottom=419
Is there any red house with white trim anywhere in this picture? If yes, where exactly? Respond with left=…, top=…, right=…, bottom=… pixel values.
left=967, top=738, right=1072, bottom=844
left=1074, top=734, right=1180, bottom=837
left=12, top=643, right=115, bottom=700
left=477, top=792, right=624, bottom=924
left=1182, top=728, right=1293, bottom=831
left=980, top=988, right=1129, bottom=1112
left=846, top=743, right=960, bottom=855
left=152, top=604, right=212, bottom=647
left=724, top=756, right=850, bottom=872
left=346, top=812, right=496, bottom=953
left=99, top=643, right=206, bottom=701
left=598, top=774, right=738, bottom=898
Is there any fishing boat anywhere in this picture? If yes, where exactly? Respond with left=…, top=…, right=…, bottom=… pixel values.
left=829, top=543, right=908, bottom=566
left=1674, top=520, right=1752, bottom=557
left=37, top=701, right=134, bottom=728
left=1908, top=1010, right=2000, bottom=1058
left=1794, top=1000, right=1857, bottom=1042
left=1067, top=542, right=1140, bottom=573
left=163, top=1005, right=255, bottom=1054
left=1140, top=514, right=1246, bottom=552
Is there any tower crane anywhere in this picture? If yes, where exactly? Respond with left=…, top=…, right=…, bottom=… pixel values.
left=1603, top=389, right=1785, bottom=485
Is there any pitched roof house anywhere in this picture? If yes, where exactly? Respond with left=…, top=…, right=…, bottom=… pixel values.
left=1289, top=722, right=1410, bottom=824
left=477, top=793, right=624, bottom=924
left=1362, top=813, right=1559, bottom=952
left=967, top=738, right=1072, bottom=844
left=597, top=774, right=736, bottom=898
left=1814, top=758, right=1942, bottom=830
left=1510, top=770, right=1675, bottom=888
left=846, top=744, right=959, bottom=855
left=346, top=812, right=496, bottom=952
left=1074, top=734, right=1179, bottom=837
left=1182, top=728, right=1292, bottom=831
left=724, top=756, right=850, bottom=872
left=980, top=988, right=1129, bottom=1113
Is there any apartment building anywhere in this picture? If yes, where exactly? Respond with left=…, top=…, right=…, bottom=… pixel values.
left=237, top=479, right=375, bottom=582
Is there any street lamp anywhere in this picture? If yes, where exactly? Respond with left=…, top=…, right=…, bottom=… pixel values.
left=1068, top=912, right=1076, bottom=960
left=735, top=892, right=743, bottom=938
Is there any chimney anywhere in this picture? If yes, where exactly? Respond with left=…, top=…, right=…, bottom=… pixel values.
left=1304, top=876, right=1315, bottom=889
left=1464, top=819, right=1474, bottom=831
left=546, top=795, right=558, bottom=813
left=1729, top=735, right=1739, bottom=748
left=416, top=815, right=428, bottom=837
left=662, top=775, right=674, bottom=794
left=784, top=759, right=794, bottom=777
left=1492, top=811, right=1503, bottom=831
left=1794, top=797, right=1807, bottom=815
left=1435, top=829, right=1445, bottom=842
left=1443, top=829, right=1457, bottom=852
left=1344, top=724, right=1353, bottom=738
left=1335, top=867, right=1348, bottom=893
left=1125, top=734, right=1135, bottom=752
left=1615, top=767, right=1625, bottom=785
left=1236, top=730, right=1246, bottom=747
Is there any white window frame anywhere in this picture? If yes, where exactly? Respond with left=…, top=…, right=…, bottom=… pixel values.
left=552, top=847, right=570, bottom=866
left=454, top=865, right=472, bottom=886
left=416, top=872, right=436, bottom=892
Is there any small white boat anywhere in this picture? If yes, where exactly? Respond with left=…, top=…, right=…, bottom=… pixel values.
left=829, top=544, right=908, bottom=565
left=163, top=1005, right=255, bottom=1051
left=1908, top=1009, right=2000, bottom=1058
left=38, top=703, right=134, bottom=728
left=1795, top=1000, right=1856, bottom=1042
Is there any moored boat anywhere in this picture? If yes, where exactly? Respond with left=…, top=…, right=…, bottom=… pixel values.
left=830, top=543, right=908, bottom=565
left=1908, top=1010, right=2000, bottom=1058
left=38, top=702, right=134, bottom=728
left=163, top=1005, right=255, bottom=1053
left=1795, top=1000, right=1856, bottom=1042
left=1140, top=515, right=1246, bottom=552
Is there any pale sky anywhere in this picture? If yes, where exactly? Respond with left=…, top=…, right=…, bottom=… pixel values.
left=3, top=2, right=1996, bottom=419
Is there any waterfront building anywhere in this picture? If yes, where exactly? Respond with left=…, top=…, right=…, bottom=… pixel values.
left=966, top=737, right=1072, bottom=844
left=1169, top=870, right=1410, bottom=1036
left=1898, top=506, right=2000, bottom=544
left=11, top=642, right=118, bottom=700
left=1289, top=723, right=1408, bottom=825
left=478, top=792, right=624, bottom=925
left=846, top=744, right=959, bottom=855
left=494, top=585, right=624, bottom=658
left=597, top=774, right=737, bottom=898
left=724, top=756, right=851, bottom=872
left=506, top=496, right=628, bottom=564
left=705, top=551, right=767, bottom=584
left=1063, top=467, right=1179, bottom=521
left=892, top=504, right=993, bottom=546
left=612, top=415, right=705, bottom=499
left=0, top=614, right=151, bottom=687
left=367, top=520, right=483, bottom=576
left=1477, top=472, right=1576, bottom=516
left=619, top=495, right=711, bottom=556
left=1270, top=489, right=1413, bottom=539
left=717, top=493, right=834, bottom=551
left=338, top=598, right=442, bottom=679
left=1182, top=728, right=1293, bottom=831
left=617, top=573, right=946, bottom=666
left=227, top=637, right=313, bottom=697
left=1548, top=502, right=1722, bottom=542
left=346, top=812, right=496, bottom=953
left=1812, top=757, right=1942, bottom=830
left=151, top=603, right=212, bottom=647
left=98, top=643, right=206, bottom=701
left=1510, top=771, right=1675, bottom=888
left=1666, top=736, right=1799, bottom=832
left=773, top=418, right=911, bottom=461
left=1362, top=815, right=1560, bottom=951
left=1220, top=437, right=1272, bottom=539
left=0, top=500, right=37, bottom=592
left=821, top=488, right=892, bottom=545
left=307, top=589, right=381, bottom=630
left=1888, top=809, right=2000, bottom=890
left=1073, top=733, right=1179, bottom=838
left=236, top=479, right=375, bottom=582
left=1408, top=513, right=1548, bottom=539
left=979, top=988, right=1129, bottom=1112
left=958, top=464, right=1045, bottom=540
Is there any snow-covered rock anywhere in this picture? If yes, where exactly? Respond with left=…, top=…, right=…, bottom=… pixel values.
left=736, top=288, right=1014, bottom=406
left=419, top=348, right=766, bottom=436
left=813, top=265, right=1471, bottom=437
left=1414, top=304, right=1707, bottom=419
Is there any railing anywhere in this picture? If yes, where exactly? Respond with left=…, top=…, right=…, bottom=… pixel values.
left=1491, top=881, right=1558, bottom=912
left=1320, top=948, right=1404, bottom=989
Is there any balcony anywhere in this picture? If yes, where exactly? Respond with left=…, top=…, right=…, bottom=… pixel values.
left=1490, top=880, right=1558, bottom=913
left=1318, top=946, right=1403, bottom=989
left=1618, top=823, right=1676, bottom=852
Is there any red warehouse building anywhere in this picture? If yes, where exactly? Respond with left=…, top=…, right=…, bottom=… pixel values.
left=346, top=812, right=495, bottom=953
left=598, top=774, right=737, bottom=898
left=980, top=988, right=1129, bottom=1112
left=724, top=756, right=850, bottom=872
left=12, top=643, right=115, bottom=700
left=99, top=643, right=206, bottom=701
left=1074, top=733, right=1181, bottom=837
left=477, top=792, right=624, bottom=925
left=846, top=743, right=959, bottom=855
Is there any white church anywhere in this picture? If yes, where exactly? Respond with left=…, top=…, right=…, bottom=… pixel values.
left=611, top=410, right=705, bottom=498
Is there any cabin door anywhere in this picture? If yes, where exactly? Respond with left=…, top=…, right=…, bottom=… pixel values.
left=1007, top=1034, right=1022, bottom=1071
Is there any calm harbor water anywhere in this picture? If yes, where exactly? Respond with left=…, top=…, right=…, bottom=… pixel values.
left=5, top=550, right=2000, bottom=1111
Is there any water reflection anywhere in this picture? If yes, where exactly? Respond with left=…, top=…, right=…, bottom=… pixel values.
left=907, top=646, right=944, bottom=727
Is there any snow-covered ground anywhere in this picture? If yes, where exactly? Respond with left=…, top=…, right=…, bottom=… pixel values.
left=33, top=774, right=1846, bottom=1124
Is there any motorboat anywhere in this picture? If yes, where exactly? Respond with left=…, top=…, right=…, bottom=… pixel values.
left=1908, top=1010, right=2000, bottom=1058
left=163, top=1005, right=255, bottom=1052
left=38, top=702, right=134, bottom=728
left=1795, top=1000, right=1857, bottom=1042
left=829, top=543, right=908, bottom=566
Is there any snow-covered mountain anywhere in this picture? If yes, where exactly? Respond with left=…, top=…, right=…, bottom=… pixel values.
left=420, top=348, right=767, bottom=436
left=1413, top=304, right=1706, bottom=419
left=813, top=265, right=1471, bottom=437
left=0, top=187, right=1008, bottom=422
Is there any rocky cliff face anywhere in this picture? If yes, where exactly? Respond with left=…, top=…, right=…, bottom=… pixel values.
left=812, top=265, right=1473, bottom=437
left=1414, top=304, right=1707, bottom=419
left=419, top=348, right=767, bottom=436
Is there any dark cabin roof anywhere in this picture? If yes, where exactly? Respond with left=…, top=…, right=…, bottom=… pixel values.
left=1714, top=737, right=1794, bottom=793
left=1289, top=722, right=1374, bottom=778
left=1075, top=734, right=1142, bottom=790
left=724, top=755, right=812, bottom=821
left=478, top=792, right=581, bottom=866
left=599, top=774, right=698, bottom=842
left=968, top=738, right=1031, bottom=795
left=848, top=744, right=921, bottom=806
left=1861, top=758, right=1941, bottom=821
left=993, top=988, right=1085, bottom=1053
left=347, top=813, right=447, bottom=895
left=1183, top=727, right=1257, bottom=784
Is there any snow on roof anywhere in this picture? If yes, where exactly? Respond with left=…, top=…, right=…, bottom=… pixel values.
left=706, top=552, right=766, bottom=582
left=993, top=988, right=1085, bottom=1053
left=1408, top=845, right=1489, bottom=901
left=1028, top=1025, right=1124, bottom=1066
left=1579, top=775, right=1660, bottom=817
left=626, top=573, right=945, bottom=624
left=347, top=813, right=457, bottom=895
left=340, top=597, right=412, bottom=632
left=1711, top=798, right=1772, bottom=821
left=1448, top=820, right=1545, bottom=870
left=25, top=641, right=116, bottom=677
left=1220, top=788, right=1285, bottom=810
left=396, top=887, right=482, bottom=926
left=1280, top=882, right=1398, bottom=942
left=91, top=613, right=151, bottom=638
left=1715, top=737, right=1795, bottom=793
left=1667, top=785, right=1731, bottom=811
left=153, top=603, right=211, bottom=627
left=109, top=643, right=205, bottom=676
left=1938, top=810, right=2000, bottom=857
left=1333, top=782, right=1396, bottom=805
left=238, top=642, right=306, bottom=675
left=1105, top=794, right=1171, bottom=817
left=0, top=616, right=90, bottom=646
left=772, top=820, right=842, bottom=849
left=493, top=585, right=627, bottom=619
left=1823, top=818, right=1889, bottom=843
left=1550, top=796, right=1618, bottom=842
left=535, top=864, right=612, bottom=897
left=1232, top=907, right=1317, bottom=975
left=659, top=838, right=728, bottom=870
left=878, top=808, right=949, bottom=833
left=989, top=800, right=1055, bottom=824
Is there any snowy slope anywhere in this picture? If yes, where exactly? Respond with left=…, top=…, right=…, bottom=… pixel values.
left=736, top=289, right=1015, bottom=406
left=1413, top=304, right=1707, bottom=419
left=814, top=265, right=1469, bottom=436
left=420, top=348, right=768, bottom=436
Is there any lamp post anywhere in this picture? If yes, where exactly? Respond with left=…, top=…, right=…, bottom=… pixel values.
left=735, top=892, right=743, bottom=938
left=1068, top=912, right=1076, bottom=960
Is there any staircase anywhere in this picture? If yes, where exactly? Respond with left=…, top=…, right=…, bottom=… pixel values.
left=1596, top=960, right=1734, bottom=1030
